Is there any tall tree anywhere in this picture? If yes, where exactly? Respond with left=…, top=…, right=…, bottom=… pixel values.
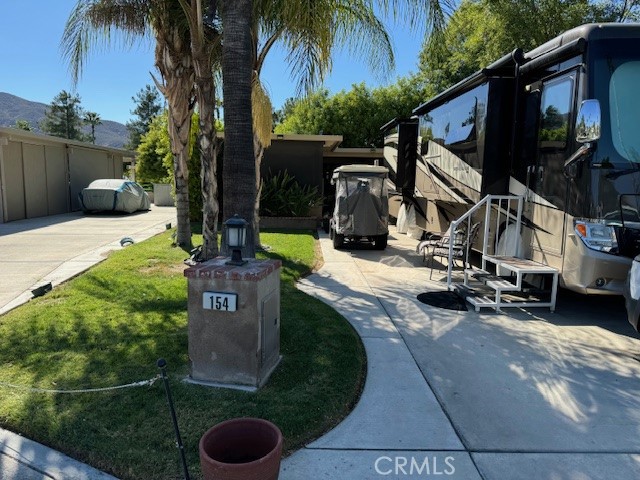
left=486, top=0, right=639, bottom=49
left=126, top=84, right=163, bottom=150
left=84, top=111, right=102, bottom=144
left=63, top=0, right=195, bottom=248
left=177, top=0, right=222, bottom=260
left=221, top=0, right=256, bottom=257
left=135, top=111, right=172, bottom=183
left=276, top=78, right=426, bottom=147
left=40, top=90, right=85, bottom=140
left=272, top=97, right=297, bottom=128
left=418, top=0, right=640, bottom=93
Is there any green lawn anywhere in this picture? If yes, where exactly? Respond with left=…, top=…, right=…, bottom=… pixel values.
left=0, top=230, right=365, bottom=479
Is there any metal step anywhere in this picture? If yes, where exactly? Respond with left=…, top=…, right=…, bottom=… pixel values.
left=464, top=268, right=488, bottom=277
left=485, top=278, right=519, bottom=292
left=468, top=271, right=520, bottom=292
left=454, top=282, right=553, bottom=312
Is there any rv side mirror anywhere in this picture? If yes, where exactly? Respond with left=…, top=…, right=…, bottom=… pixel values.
left=575, top=99, right=601, bottom=143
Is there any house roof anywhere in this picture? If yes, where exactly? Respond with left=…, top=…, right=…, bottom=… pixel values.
left=0, top=127, right=135, bottom=157
left=271, top=133, right=343, bottom=153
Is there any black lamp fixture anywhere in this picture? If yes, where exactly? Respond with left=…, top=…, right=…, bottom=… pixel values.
left=224, top=214, right=248, bottom=266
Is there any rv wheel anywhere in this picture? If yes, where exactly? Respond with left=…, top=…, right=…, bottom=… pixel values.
left=374, top=234, right=388, bottom=250
left=333, top=233, right=344, bottom=249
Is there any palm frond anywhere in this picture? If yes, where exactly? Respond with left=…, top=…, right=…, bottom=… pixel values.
left=252, top=77, right=273, bottom=148
left=270, top=0, right=335, bottom=95
left=334, top=0, right=395, bottom=81
left=61, top=0, right=151, bottom=83
left=375, top=0, right=452, bottom=34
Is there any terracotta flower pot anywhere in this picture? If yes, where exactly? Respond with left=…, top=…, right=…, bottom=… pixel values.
left=199, top=417, right=283, bottom=480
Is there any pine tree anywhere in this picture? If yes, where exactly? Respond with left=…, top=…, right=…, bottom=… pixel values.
left=126, top=85, right=162, bottom=150
left=40, top=90, right=85, bottom=140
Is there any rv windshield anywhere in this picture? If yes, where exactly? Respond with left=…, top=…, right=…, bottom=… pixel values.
left=609, top=61, right=640, bottom=163
left=592, top=39, right=640, bottom=168
left=587, top=40, right=640, bottom=224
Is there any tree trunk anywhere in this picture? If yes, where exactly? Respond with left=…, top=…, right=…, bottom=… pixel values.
left=221, top=0, right=256, bottom=258
left=187, top=0, right=220, bottom=261
left=194, top=61, right=219, bottom=260
left=154, top=28, right=195, bottom=250
left=253, top=133, right=264, bottom=248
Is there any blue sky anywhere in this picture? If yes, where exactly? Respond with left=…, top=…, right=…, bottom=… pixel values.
left=0, top=1, right=427, bottom=125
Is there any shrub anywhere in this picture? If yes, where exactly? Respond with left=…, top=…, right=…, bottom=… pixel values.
left=260, top=170, right=322, bottom=217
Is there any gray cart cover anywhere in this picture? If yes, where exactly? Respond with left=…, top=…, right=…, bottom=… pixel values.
left=80, top=179, right=151, bottom=213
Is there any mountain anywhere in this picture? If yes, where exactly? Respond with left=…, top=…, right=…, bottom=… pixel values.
left=0, top=92, right=129, bottom=149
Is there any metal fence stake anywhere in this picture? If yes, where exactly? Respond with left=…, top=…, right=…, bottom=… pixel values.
left=157, top=358, right=191, bottom=480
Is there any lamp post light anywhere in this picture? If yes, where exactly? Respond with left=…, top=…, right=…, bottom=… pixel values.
left=225, top=214, right=248, bottom=266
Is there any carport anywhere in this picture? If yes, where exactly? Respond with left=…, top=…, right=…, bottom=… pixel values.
left=0, top=127, right=134, bottom=223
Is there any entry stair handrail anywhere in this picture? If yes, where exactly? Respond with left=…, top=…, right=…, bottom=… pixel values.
left=445, top=194, right=524, bottom=290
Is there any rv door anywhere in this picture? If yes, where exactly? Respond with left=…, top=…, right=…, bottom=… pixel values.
left=525, top=71, right=579, bottom=260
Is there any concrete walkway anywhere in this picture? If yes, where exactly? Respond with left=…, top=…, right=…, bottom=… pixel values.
left=0, top=429, right=117, bottom=480
left=0, top=206, right=176, bottom=479
left=281, top=228, right=640, bottom=479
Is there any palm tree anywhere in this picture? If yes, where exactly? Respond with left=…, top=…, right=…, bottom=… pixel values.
left=84, top=111, right=102, bottom=144
left=177, top=0, right=222, bottom=260
left=221, top=0, right=257, bottom=256
left=62, top=0, right=195, bottom=248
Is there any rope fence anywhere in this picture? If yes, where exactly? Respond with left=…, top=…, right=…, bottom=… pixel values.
left=0, top=360, right=190, bottom=479
left=0, top=374, right=161, bottom=394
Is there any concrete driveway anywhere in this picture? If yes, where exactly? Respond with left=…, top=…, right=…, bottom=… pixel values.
left=284, top=228, right=640, bottom=479
left=0, top=206, right=176, bottom=314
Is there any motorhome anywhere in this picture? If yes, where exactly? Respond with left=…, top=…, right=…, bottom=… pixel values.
left=383, top=23, right=640, bottom=295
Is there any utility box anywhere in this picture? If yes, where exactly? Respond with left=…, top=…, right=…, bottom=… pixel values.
left=153, top=183, right=174, bottom=206
left=184, top=258, right=282, bottom=390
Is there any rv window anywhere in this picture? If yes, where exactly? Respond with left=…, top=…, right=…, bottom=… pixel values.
left=610, top=61, right=640, bottom=163
left=539, top=76, right=574, bottom=150
left=532, top=73, right=577, bottom=210
left=418, top=82, right=488, bottom=170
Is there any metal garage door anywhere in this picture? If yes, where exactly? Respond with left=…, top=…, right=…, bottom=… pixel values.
left=0, top=141, right=70, bottom=221
left=68, top=146, right=120, bottom=211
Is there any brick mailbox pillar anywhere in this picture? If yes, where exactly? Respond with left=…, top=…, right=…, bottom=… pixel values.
left=184, top=258, right=282, bottom=390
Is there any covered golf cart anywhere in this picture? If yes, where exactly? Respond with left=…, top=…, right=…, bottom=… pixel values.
left=329, top=164, right=389, bottom=250
left=79, top=179, right=151, bottom=213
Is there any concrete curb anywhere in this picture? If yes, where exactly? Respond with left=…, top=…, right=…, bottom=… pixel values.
left=0, top=429, right=118, bottom=480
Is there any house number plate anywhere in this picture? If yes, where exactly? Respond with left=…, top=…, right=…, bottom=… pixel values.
left=202, top=292, right=238, bottom=312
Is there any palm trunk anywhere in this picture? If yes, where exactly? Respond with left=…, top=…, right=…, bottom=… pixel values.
left=194, top=62, right=219, bottom=260
left=253, top=133, right=264, bottom=248
left=221, top=0, right=256, bottom=258
left=182, top=0, right=220, bottom=261
left=154, top=28, right=195, bottom=249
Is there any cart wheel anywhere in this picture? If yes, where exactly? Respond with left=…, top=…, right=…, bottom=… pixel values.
left=374, top=234, right=387, bottom=250
left=333, top=233, right=344, bottom=249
